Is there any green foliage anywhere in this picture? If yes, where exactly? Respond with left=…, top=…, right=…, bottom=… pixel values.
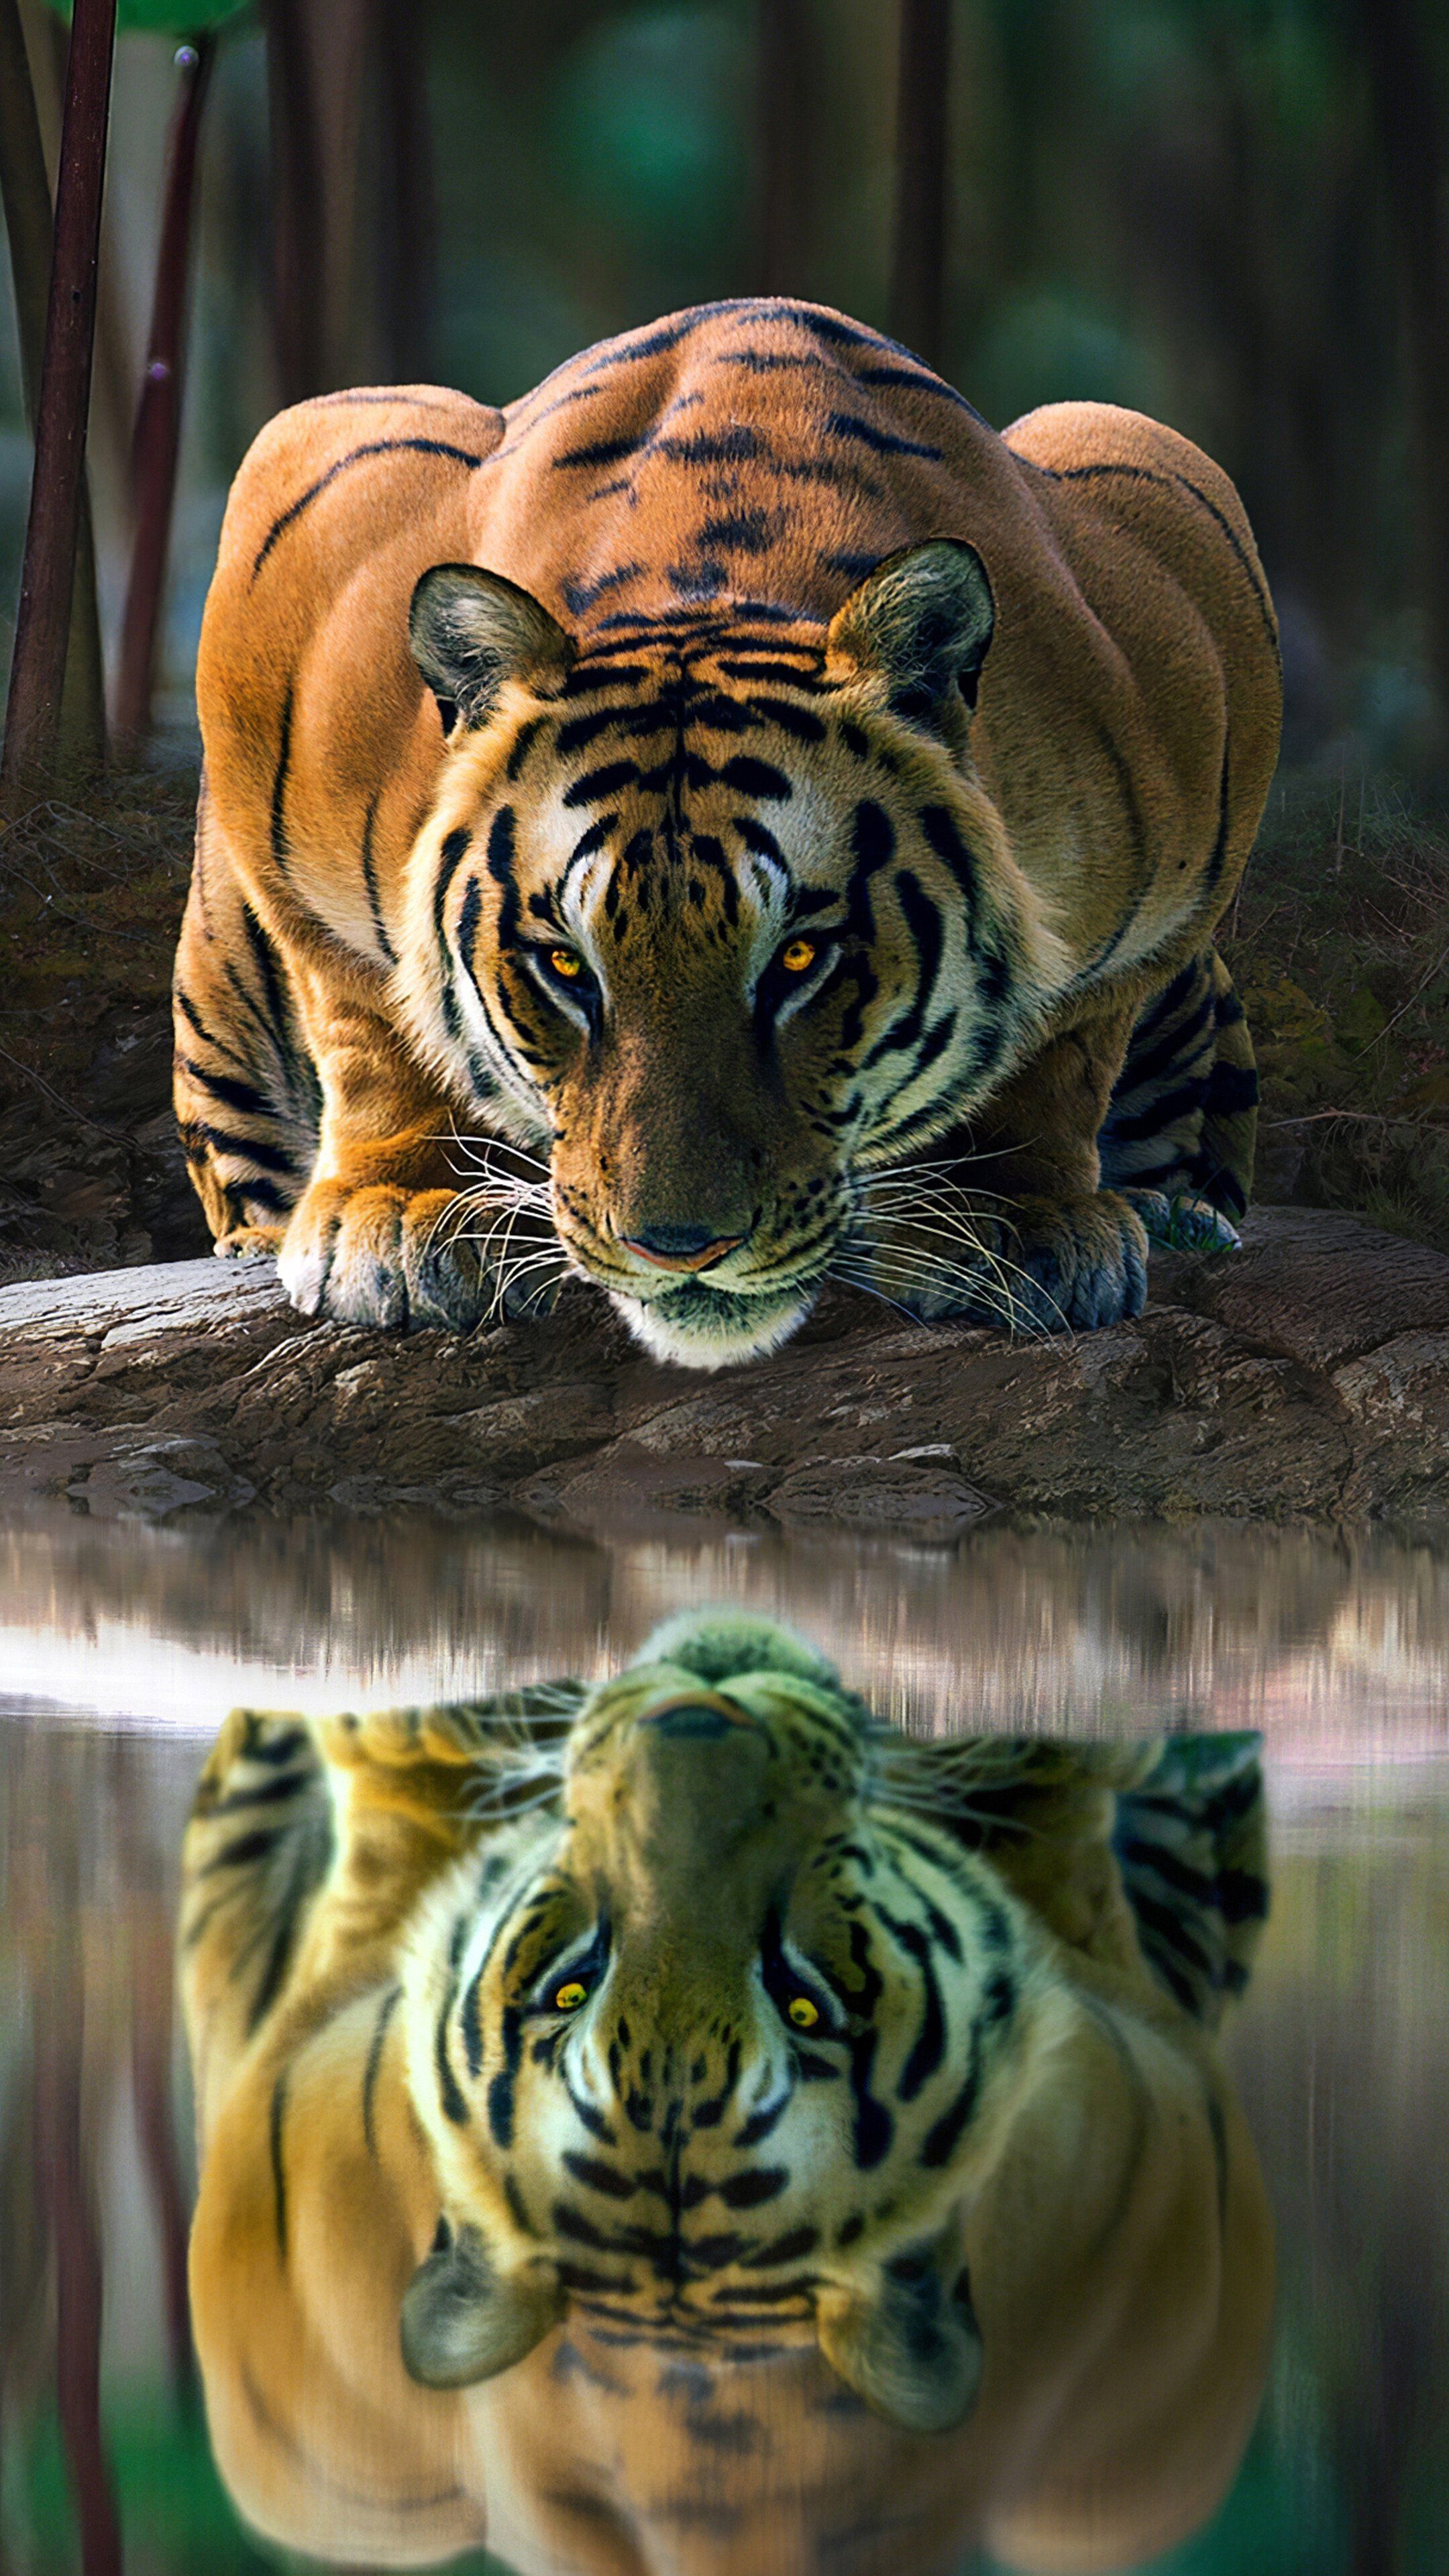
left=7, top=2391, right=516, bottom=2575
left=1223, top=773, right=1449, bottom=1248
left=40, top=1, right=252, bottom=30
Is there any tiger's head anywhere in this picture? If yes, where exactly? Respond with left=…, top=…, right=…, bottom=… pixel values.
left=398, top=546, right=1071, bottom=1367
left=399, top=1615, right=1047, bottom=2434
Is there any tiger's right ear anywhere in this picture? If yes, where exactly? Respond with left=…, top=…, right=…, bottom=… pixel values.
left=409, top=565, right=576, bottom=734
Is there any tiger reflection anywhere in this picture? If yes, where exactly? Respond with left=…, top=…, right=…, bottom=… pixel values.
left=180, top=1614, right=1273, bottom=2576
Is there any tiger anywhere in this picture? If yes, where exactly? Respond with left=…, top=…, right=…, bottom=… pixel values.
left=180, top=1611, right=1274, bottom=2576
left=174, top=295, right=1279, bottom=1368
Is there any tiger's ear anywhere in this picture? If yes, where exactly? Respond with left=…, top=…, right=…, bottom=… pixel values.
left=409, top=564, right=576, bottom=733
left=400, top=2219, right=564, bottom=2387
left=816, top=2236, right=982, bottom=2434
left=826, top=539, right=995, bottom=726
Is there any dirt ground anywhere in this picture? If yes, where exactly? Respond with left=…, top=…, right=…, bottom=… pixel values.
left=1, top=761, right=1446, bottom=1288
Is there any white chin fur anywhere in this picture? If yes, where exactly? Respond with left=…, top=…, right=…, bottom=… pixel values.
left=609, top=1289, right=814, bottom=1372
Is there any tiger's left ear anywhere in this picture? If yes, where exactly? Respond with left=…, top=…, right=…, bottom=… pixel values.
left=826, top=539, right=995, bottom=727
left=409, top=564, right=576, bottom=734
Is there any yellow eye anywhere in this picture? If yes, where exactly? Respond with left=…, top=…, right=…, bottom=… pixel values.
left=779, top=937, right=817, bottom=975
left=553, top=1980, right=588, bottom=2011
left=787, top=1995, right=820, bottom=2030
left=549, top=947, right=583, bottom=979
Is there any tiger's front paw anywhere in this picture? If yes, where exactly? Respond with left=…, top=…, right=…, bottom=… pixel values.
left=276, top=1182, right=566, bottom=1330
left=1121, top=1188, right=1242, bottom=1255
left=215, top=1224, right=284, bottom=1260
left=854, top=1188, right=1149, bottom=1334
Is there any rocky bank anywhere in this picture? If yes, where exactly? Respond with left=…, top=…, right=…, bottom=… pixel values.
left=1, top=1205, right=1446, bottom=1540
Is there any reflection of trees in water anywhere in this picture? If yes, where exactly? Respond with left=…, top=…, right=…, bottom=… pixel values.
left=0, top=1725, right=195, bottom=2572
left=5, top=1517, right=1448, bottom=1743
left=1228, top=1837, right=1449, bottom=2576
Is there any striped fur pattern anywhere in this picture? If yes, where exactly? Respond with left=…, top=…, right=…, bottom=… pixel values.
left=1112, top=1731, right=1269, bottom=2025
left=180, top=1616, right=1275, bottom=2575
left=178, top=298, right=1281, bottom=1364
left=1099, top=945, right=1260, bottom=1243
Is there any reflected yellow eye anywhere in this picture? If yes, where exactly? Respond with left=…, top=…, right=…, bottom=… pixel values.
left=553, top=1980, right=588, bottom=2011
left=549, top=947, right=583, bottom=979
left=787, top=1995, right=820, bottom=2029
left=779, top=937, right=817, bottom=975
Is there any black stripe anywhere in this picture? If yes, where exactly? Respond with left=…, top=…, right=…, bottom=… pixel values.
left=227, top=1175, right=291, bottom=1216
left=199, top=1768, right=311, bottom=1816
left=916, top=805, right=980, bottom=934
left=252, top=438, right=484, bottom=578
left=1129, top=959, right=1203, bottom=1046
left=824, top=411, right=942, bottom=460
left=855, top=363, right=989, bottom=425
left=1116, top=994, right=1215, bottom=1093
left=270, top=686, right=294, bottom=876
left=199, top=1827, right=280, bottom=1876
left=487, top=2004, right=525, bottom=2147
left=747, top=696, right=826, bottom=743
left=240, top=907, right=291, bottom=1054
left=246, top=1837, right=321, bottom=2034
left=173, top=984, right=248, bottom=1069
left=433, top=826, right=472, bottom=965
left=176, top=1056, right=272, bottom=1118
left=919, top=2027, right=982, bottom=2168
left=1216, top=1868, right=1269, bottom=1925
left=360, top=795, right=396, bottom=965
left=1115, top=1833, right=1218, bottom=1908
left=362, top=1984, right=402, bottom=2159
left=435, top=1982, right=470, bottom=2125
left=1106, top=1075, right=1210, bottom=1144
left=1203, top=1061, right=1259, bottom=1116
left=861, top=870, right=943, bottom=1065
left=270, top=2067, right=289, bottom=2262
left=181, top=1120, right=297, bottom=1177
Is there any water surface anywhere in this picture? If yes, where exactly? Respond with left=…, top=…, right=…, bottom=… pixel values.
left=1, top=1516, right=1444, bottom=2573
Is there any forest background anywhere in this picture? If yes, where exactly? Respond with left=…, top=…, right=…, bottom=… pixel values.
left=1, top=0, right=1448, bottom=1277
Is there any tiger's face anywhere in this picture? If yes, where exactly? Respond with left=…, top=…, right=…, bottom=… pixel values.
left=400, top=548, right=1070, bottom=1366
left=400, top=1619, right=1043, bottom=2432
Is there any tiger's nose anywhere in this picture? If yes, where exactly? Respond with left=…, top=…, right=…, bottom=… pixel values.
left=622, top=1224, right=747, bottom=1273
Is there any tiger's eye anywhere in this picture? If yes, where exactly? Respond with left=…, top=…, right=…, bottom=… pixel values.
left=554, top=1980, right=588, bottom=2010
left=549, top=948, right=583, bottom=979
left=780, top=937, right=816, bottom=975
left=788, top=1995, right=820, bottom=2029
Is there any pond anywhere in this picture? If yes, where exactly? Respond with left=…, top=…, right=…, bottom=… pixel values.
left=1, top=1513, right=1445, bottom=2575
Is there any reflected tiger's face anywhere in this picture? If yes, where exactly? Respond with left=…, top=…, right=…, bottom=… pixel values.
left=400, top=550, right=1069, bottom=1366
left=400, top=1622, right=1043, bottom=2432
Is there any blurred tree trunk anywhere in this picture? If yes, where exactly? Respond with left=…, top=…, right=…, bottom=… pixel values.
left=0, top=0, right=106, bottom=780
left=265, top=0, right=435, bottom=399
left=114, top=34, right=215, bottom=750
left=757, top=0, right=812, bottom=299
left=22, top=0, right=135, bottom=580
left=1, top=0, right=115, bottom=796
left=1357, top=0, right=1449, bottom=761
left=262, top=0, right=327, bottom=401
left=376, top=0, right=436, bottom=381
left=34, top=1951, right=123, bottom=2576
left=889, top=0, right=951, bottom=368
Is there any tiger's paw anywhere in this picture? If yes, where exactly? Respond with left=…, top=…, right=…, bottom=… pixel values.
left=215, top=1224, right=284, bottom=1259
left=276, top=1181, right=566, bottom=1331
left=1122, top=1188, right=1242, bottom=1255
left=854, top=1188, right=1149, bottom=1335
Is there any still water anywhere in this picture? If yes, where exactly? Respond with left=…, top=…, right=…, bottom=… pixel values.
left=1, top=1513, right=1445, bottom=2575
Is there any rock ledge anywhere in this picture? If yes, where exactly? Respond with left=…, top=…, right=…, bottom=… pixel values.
left=2, top=1206, right=1446, bottom=1538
